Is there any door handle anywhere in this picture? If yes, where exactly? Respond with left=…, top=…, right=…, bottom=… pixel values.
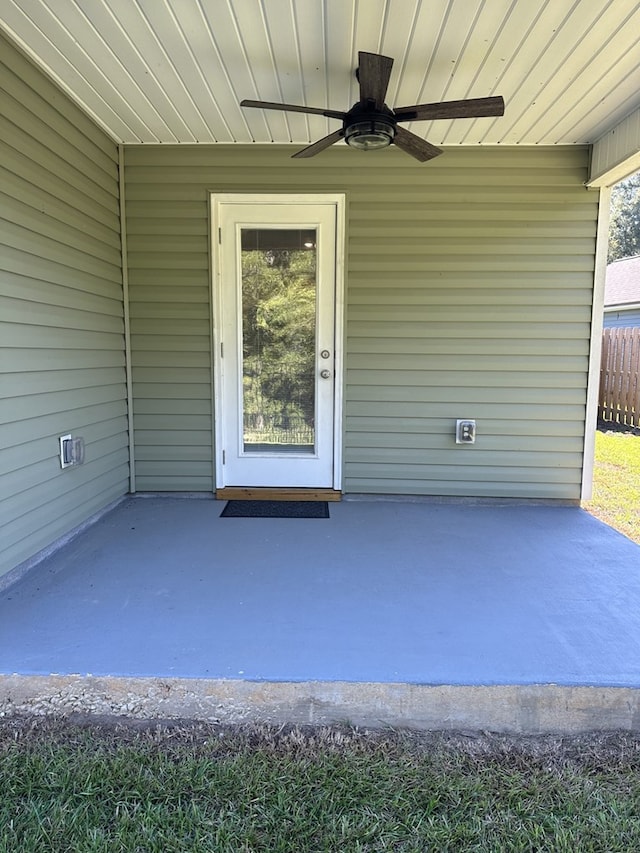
left=320, top=369, right=331, bottom=379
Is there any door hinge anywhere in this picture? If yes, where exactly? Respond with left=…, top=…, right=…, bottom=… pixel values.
left=222, top=450, right=226, bottom=464
left=218, top=227, right=222, bottom=244
left=220, top=341, right=224, bottom=358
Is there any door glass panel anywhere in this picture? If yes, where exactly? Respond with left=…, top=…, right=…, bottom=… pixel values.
left=240, top=228, right=317, bottom=454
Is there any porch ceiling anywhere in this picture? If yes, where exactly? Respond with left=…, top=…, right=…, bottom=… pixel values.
left=1, top=0, right=639, bottom=152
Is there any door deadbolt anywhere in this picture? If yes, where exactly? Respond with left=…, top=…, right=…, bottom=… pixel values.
left=320, top=350, right=331, bottom=359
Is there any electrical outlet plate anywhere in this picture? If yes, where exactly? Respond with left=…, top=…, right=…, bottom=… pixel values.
left=456, top=419, right=476, bottom=444
left=59, top=434, right=85, bottom=467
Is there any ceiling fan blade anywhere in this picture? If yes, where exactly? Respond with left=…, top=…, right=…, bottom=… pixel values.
left=292, top=129, right=345, bottom=159
left=240, top=99, right=345, bottom=120
left=394, top=96, right=505, bottom=122
left=357, top=51, right=394, bottom=109
left=393, top=126, right=443, bottom=162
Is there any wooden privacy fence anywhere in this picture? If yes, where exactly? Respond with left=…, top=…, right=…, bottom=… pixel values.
left=599, top=328, right=640, bottom=428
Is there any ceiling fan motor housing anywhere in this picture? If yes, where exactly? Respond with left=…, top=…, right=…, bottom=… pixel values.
left=344, top=102, right=397, bottom=150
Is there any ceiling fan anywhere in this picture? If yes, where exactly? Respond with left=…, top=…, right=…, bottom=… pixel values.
left=241, top=51, right=504, bottom=162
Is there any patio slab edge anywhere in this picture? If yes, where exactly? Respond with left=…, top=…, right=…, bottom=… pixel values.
left=1, top=675, right=640, bottom=734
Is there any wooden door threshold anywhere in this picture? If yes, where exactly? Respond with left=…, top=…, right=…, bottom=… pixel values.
left=216, top=487, right=341, bottom=502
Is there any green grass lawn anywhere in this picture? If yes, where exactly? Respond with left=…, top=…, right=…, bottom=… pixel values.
left=584, top=427, right=640, bottom=544
left=2, top=717, right=640, bottom=852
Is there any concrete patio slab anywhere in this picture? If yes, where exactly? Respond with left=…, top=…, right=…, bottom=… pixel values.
left=1, top=496, right=639, bottom=732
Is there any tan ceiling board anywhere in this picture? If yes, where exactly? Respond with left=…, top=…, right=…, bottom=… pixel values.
left=0, top=0, right=639, bottom=152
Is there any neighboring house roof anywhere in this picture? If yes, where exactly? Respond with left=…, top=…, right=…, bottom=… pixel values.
left=604, top=256, right=640, bottom=308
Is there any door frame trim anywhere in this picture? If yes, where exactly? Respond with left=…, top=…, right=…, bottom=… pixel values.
left=209, top=192, right=346, bottom=491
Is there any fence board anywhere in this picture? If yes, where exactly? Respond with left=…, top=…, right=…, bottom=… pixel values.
left=599, top=328, right=640, bottom=427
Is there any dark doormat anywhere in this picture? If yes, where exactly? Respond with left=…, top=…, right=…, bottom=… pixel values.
left=220, top=500, right=330, bottom=518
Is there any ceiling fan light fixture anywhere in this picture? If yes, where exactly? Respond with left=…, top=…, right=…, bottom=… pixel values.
left=345, top=118, right=395, bottom=150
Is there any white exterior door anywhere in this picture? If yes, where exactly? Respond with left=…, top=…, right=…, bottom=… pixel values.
left=211, top=195, right=344, bottom=488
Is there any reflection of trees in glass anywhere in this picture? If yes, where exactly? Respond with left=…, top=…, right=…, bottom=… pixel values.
left=242, top=247, right=316, bottom=443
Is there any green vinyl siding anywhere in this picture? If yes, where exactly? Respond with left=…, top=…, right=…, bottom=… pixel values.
left=0, top=34, right=128, bottom=579
left=124, top=143, right=598, bottom=499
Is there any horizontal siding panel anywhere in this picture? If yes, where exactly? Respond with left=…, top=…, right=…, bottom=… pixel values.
left=132, top=351, right=210, bottom=368
left=2, top=220, right=121, bottom=281
left=2, top=173, right=120, bottom=248
left=128, top=286, right=207, bottom=304
left=135, top=445, right=211, bottom=462
left=135, top=461, right=212, bottom=478
left=2, top=297, right=123, bottom=333
left=124, top=143, right=597, bottom=499
left=1, top=94, right=117, bottom=194
left=0, top=151, right=119, bottom=231
left=1, top=246, right=122, bottom=294
left=125, top=166, right=589, bottom=189
left=2, top=348, right=125, bottom=373
left=134, top=415, right=211, bottom=431
left=347, top=338, right=590, bottom=357
left=345, top=462, right=581, bottom=485
left=134, top=476, right=213, bottom=492
left=129, top=319, right=210, bottom=336
left=2, top=417, right=127, bottom=477
left=349, top=237, right=595, bottom=256
left=6, top=385, right=126, bottom=424
left=132, top=382, right=211, bottom=400
left=348, top=322, right=590, bottom=340
left=3, top=444, right=128, bottom=510
left=346, top=401, right=585, bottom=421
left=2, top=194, right=121, bottom=265
left=347, top=370, right=585, bottom=390
left=1, top=367, right=125, bottom=398
left=1, top=273, right=123, bottom=316
left=349, top=223, right=597, bottom=239
left=130, top=334, right=210, bottom=352
left=134, top=430, right=212, bottom=447
left=1, top=135, right=118, bottom=215
left=346, top=447, right=583, bottom=470
left=0, top=402, right=128, bottom=449
left=123, top=145, right=586, bottom=169
left=345, top=417, right=584, bottom=439
left=134, top=399, right=211, bottom=416
left=349, top=304, right=591, bottom=328
left=350, top=270, right=593, bottom=290
left=347, top=386, right=586, bottom=405
left=1, top=460, right=127, bottom=535
left=352, top=202, right=598, bottom=222
left=348, top=257, right=594, bottom=274
left=603, top=310, right=640, bottom=329
left=1, top=110, right=117, bottom=202
left=128, top=302, right=209, bottom=320
left=344, top=480, right=580, bottom=500
left=0, top=323, right=123, bottom=351
left=127, top=253, right=208, bottom=271
left=1, top=45, right=117, bottom=162
left=133, top=367, right=210, bottom=384
left=348, top=431, right=584, bottom=453
left=348, top=354, right=588, bottom=372
left=349, top=288, right=592, bottom=307
left=126, top=269, right=208, bottom=287
left=127, top=235, right=207, bottom=254
left=125, top=201, right=206, bottom=219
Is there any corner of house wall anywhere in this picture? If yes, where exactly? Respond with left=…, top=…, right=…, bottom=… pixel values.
left=581, top=185, right=611, bottom=501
